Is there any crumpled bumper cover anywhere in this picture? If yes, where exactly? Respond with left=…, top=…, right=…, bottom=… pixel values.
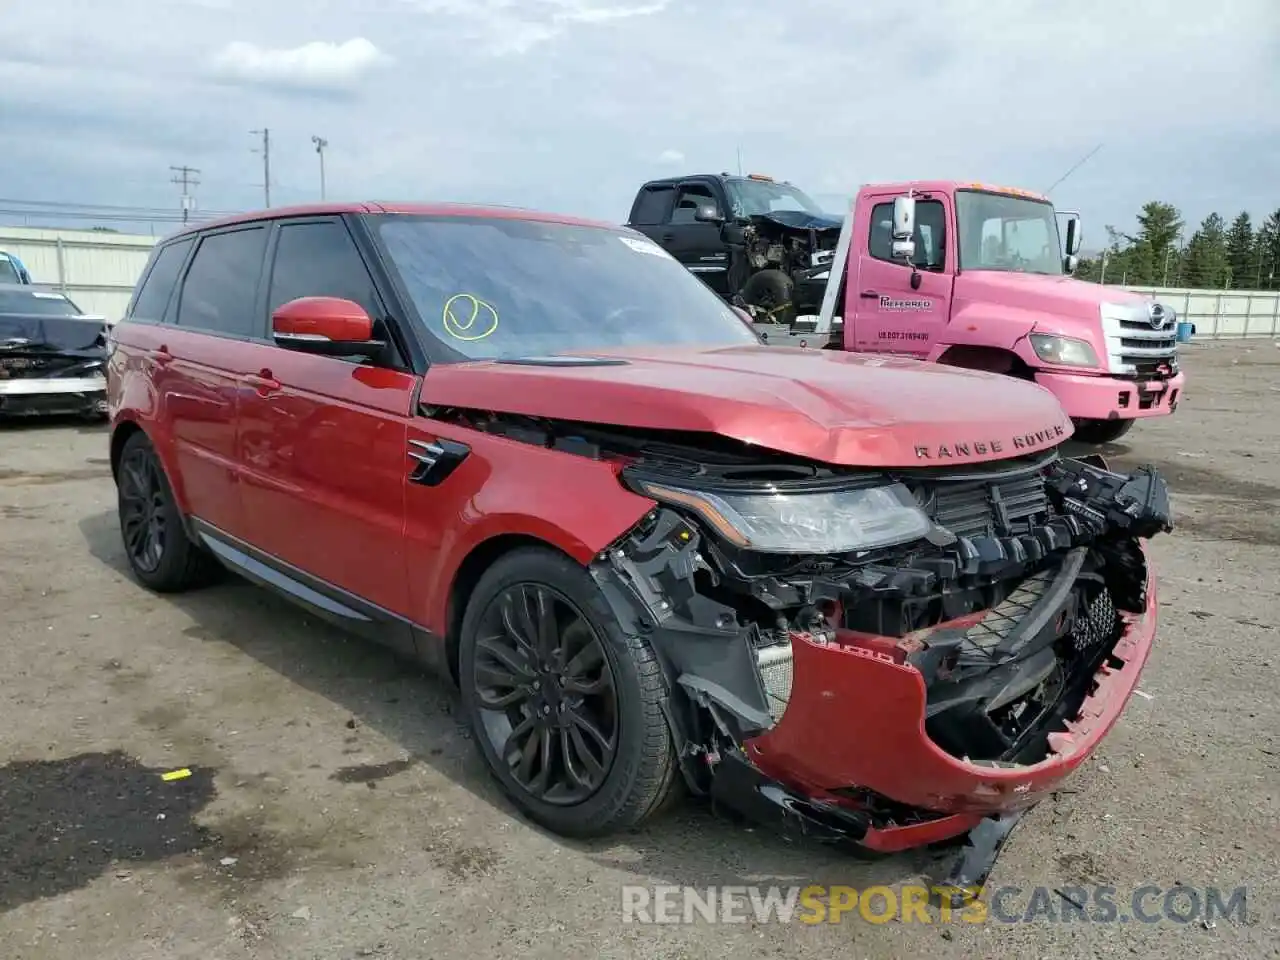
left=742, top=552, right=1157, bottom=819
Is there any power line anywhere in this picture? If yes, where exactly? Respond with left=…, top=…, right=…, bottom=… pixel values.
left=1043, top=143, right=1104, bottom=196
left=170, top=165, right=200, bottom=225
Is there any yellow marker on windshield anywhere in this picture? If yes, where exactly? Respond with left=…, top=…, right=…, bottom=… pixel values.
left=442, top=293, right=499, bottom=341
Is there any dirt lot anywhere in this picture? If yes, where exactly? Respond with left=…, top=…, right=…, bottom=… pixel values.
left=1, top=341, right=1277, bottom=959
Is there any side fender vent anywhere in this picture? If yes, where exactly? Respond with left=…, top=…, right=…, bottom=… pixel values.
left=408, top=437, right=470, bottom=487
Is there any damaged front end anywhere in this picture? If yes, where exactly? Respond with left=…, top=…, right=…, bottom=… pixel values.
left=735, top=212, right=841, bottom=319
left=583, top=434, right=1171, bottom=851
left=0, top=315, right=110, bottom=419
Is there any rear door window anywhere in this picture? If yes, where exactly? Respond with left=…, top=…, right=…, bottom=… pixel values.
left=176, top=227, right=267, bottom=337
left=129, top=238, right=193, bottom=323
left=630, top=185, right=676, bottom=225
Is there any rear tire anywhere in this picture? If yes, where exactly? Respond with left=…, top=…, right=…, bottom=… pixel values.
left=115, top=431, right=220, bottom=592
left=1071, top=418, right=1134, bottom=445
left=458, top=546, right=679, bottom=838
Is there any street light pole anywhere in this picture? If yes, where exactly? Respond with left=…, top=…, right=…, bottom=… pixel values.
left=312, top=135, right=328, bottom=200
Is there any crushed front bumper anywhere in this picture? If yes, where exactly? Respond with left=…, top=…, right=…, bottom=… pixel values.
left=0, top=375, right=108, bottom=417
left=739, top=553, right=1156, bottom=846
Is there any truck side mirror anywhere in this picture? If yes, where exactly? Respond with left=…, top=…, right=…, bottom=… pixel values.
left=892, top=195, right=916, bottom=240
left=1064, top=217, right=1082, bottom=256
left=694, top=203, right=725, bottom=224
left=1064, top=254, right=1080, bottom=275
left=891, top=238, right=917, bottom=262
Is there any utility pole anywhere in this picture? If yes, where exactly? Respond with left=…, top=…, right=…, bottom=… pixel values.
left=311, top=135, right=328, bottom=200
left=250, top=128, right=271, bottom=206
left=170, top=165, right=200, bottom=224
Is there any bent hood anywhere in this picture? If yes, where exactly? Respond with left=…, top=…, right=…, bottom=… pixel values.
left=750, top=210, right=844, bottom=233
left=420, top=345, right=1074, bottom=467
left=0, top=313, right=107, bottom=353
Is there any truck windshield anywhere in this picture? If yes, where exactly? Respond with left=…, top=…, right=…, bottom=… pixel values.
left=0, top=289, right=82, bottom=316
left=724, top=179, right=825, bottom=218
left=955, top=190, right=1064, bottom=275
left=373, top=215, right=761, bottom=361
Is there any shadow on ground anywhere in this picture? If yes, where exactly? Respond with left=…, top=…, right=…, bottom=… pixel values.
left=77, top=509, right=961, bottom=893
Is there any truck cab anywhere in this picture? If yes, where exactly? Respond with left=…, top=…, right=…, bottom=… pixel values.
left=625, top=173, right=842, bottom=321
left=800, top=182, right=1184, bottom=445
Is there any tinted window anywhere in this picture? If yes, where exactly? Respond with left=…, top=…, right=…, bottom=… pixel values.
left=0, top=259, right=21, bottom=284
left=868, top=200, right=947, bottom=271
left=375, top=215, right=759, bottom=362
left=177, top=228, right=267, bottom=336
left=0, top=289, right=81, bottom=316
left=670, top=184, right=715, bottom=224
left=267, top=221, right=379, bottom=316
left=630, top=185, right=675, bottom=225
left=130, top=238, right=192, bottom=322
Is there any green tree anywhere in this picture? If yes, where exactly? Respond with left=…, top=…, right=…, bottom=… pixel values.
left=1180, top=213, right=1232, bottom=288
left=1256, top=210, right=1280, bottom=290
left=1224, top=212, right=1254, bottom=287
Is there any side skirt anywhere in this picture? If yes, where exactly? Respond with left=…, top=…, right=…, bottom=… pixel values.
left=187, top=518, right=448, bottom=675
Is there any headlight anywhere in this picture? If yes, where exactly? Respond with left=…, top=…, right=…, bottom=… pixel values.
left=630, top=479, right=932, bottom=554
left=1029, top=333, right=1099, bottom=367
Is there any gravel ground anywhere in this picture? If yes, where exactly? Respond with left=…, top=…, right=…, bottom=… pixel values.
left=0, top=340, right=1276, bottom=959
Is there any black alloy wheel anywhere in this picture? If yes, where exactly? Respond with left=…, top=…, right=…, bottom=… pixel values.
left=118, top=443, right=168, bottom=575
left=458, top=546, right=680, bottom=837
left=472, top=583, right=619, bottom=806
left=114, top=430, right=219, bottom=592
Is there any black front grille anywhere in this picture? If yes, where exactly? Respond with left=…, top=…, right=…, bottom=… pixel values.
left=920, top=472, right=1049, bottom=538
left=0, top=355, right=81, bottom=380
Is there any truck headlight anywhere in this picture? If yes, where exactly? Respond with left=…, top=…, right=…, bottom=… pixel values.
left=629, top=479, right=932, bottom=554
left=1029, top=333, right=1099, bottom=368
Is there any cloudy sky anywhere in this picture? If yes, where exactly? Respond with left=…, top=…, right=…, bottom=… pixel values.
left=1, top=0, right=1277, bottom=242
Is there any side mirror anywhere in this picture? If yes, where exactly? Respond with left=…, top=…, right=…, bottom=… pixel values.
left=1064, top=254, right=1080, bottom=275
left=271, top=297, right=384, bottom=356
left=891, top=238, right=917, bottom=262
left=892, top=195, right=916, bottom=240
left=1064, top=216, right=1082, bottom=256
left=695, top=203, right=725, bottom=224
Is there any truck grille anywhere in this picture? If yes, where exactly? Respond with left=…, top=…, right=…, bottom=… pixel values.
left=916, top=472, right=1049, bottom=538
left=1105, top=311, right=1179, bottom=377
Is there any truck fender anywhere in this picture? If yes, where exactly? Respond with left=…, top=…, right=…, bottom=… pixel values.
left=934, top=302, right=1040, bottom=354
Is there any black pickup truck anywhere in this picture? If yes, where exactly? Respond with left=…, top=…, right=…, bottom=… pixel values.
left=624, top=172, right=843, bottom=323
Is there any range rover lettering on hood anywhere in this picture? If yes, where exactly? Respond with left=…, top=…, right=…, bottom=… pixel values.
left=914, top=423, right=1068, bottom=460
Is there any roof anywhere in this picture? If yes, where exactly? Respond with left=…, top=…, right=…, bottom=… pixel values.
left=167, top=201, right=622, bottom=242
left=858, top=180, right=1051, bottom=203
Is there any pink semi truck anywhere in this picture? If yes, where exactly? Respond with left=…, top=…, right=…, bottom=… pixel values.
left=627, top=175, right=1184, bottom=445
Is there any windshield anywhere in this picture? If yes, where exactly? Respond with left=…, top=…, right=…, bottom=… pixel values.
left=0, top=289, right=82, bottom=316
left=373, top=215, right=761, bottom=361
left=724, top=178, right=824, bottom=218
left=955, top=190, right=1064, bottom=275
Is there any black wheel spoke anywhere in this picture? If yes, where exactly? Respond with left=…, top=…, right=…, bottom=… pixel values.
left=119, top=449, right=166, bottom=574
left=472, top=581, right=620, bottom=807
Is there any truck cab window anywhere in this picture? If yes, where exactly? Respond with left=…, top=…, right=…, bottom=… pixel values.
left=630, top=186, right=675, bottom=225
left=670, top=185, right=715, bottom=224
left=868, top=200, right=947, bottom=271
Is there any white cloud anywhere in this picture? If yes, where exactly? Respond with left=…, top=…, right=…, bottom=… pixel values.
left=399, top=0, right=673, bottom=55
left=211, top=38, right=391, bottom=90
left=657, top=149, right=685, bottom=164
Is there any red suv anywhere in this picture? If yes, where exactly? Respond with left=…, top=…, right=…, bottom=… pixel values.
left=107, top=203, right=1169, bottom=876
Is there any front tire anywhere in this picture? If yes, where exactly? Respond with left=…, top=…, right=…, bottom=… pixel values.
left=115, top=431, right=219, bottom=592
left=458, top=546, right=679, bottom=838
left=1071, top=418, right=1134, bottom=445
left=738, top=269, right=796, bottom=326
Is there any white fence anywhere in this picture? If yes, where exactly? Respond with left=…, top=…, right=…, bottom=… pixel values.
left=0, top=226, right=156, bottom=320
left=1121, top=286, right=1280, bottom=339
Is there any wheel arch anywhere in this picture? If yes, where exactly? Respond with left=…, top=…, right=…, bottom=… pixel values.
left=442, top=532, right=580, bottom=684
left=109, top=417, right=191, bottom=514
left=933, top=344, right=1034, bottom=380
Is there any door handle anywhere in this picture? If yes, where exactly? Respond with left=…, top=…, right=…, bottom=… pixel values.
left=153, top=345, right=173, bottom=367
left=860, top=290, right=879, bottom=299
left=661, top=234, right=676, bottom=243
left=244, top=370, right=281, bottom=396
